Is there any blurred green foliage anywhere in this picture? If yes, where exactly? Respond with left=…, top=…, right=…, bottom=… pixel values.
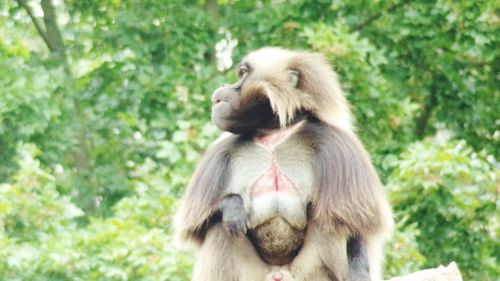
left=0, top=0, right=497, bottom=280
left=388, top=138, right=498, bottom=280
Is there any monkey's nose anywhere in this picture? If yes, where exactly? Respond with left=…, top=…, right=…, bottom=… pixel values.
left=272, top=273, right=283, bottom=281
left=211, top=92, right=223, bottom=104
left=212, top=87, right=228, bottom=104
left=212, top=86, right=236, bottom=105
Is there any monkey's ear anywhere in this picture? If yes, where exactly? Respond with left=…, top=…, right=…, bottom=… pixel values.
left=288, top=69, right=299, bottom=87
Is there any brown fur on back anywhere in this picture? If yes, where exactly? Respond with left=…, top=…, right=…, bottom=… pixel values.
left=301, top=122, right=390, bottom=236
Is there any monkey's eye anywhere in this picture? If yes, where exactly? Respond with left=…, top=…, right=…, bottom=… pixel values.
left=237, top=66, right=249, bottom=79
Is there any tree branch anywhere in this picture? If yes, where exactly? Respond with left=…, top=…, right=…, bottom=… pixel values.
left=40, top=0, right=65, bottom=54
left=204, top=0, right=219, bottom=19
left=19, top=0, right=90, bottom=177
left=16, top=0, right=54, bottom=51
left=415, top=89, right=438, bottom=138
left=351, top=0, right=411, bottom=32
left=41, top=1, right=90, bottom=175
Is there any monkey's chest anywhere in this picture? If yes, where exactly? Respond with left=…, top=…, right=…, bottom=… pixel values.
left=231, top=144, right=314, bottom=231
left=246, top=162, right=310, bottom=265
left=226, top=130, right=314, bottom=264
left=227, top=137, right=314, bottom=265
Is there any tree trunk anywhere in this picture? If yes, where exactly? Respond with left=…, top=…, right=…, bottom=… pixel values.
left=17, top=0, right=93, bottom=210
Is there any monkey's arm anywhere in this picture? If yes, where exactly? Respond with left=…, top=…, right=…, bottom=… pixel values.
left=174, top=134, right=238, bottom=245
left=306, top=122, right=389, bottom=234
left=305, top=122, right=393, bottom=280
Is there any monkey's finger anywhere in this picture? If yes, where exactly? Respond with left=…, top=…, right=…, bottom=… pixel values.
left=225, top=222, right=237, bottom=233
left=225, top=221, right=246, bottom=236
left=238, top=221, right=247, bottom=234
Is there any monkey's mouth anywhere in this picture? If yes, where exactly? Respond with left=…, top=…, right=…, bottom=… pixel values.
left=211, top=102, right=277, bottom=135
left=211, top=109, right=263, bottom=133
left=211, top=100, right=232, bottom=114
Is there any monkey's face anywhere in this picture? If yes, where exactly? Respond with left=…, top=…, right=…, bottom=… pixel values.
left=211, top=48, right=301, bottom=135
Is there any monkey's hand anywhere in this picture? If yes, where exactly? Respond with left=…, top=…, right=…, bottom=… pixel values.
left=219, top=194, right=248, bottom=236
left=223, top=207, right=247, bottom=235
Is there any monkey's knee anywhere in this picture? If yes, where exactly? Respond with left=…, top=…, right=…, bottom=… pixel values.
left=194, top=225, right=270, bottom=281
left=191, top=226, right=237, bottom=280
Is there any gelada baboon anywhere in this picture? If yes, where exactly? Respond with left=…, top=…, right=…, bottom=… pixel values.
left=174, top=47, right=393, bottom=281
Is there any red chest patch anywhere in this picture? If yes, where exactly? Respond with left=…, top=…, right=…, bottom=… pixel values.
left=254, top=121, right=303, bottom=150
left=251, top=121, right=304, bottom=195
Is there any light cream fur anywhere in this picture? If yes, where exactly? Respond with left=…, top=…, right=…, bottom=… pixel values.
left=244, top=47, right=353, bottom=132
left=174, top=47, right=393, bottom=281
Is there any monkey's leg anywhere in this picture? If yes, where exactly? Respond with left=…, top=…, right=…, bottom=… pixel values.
left=346, top=236, right=370, bottom=281
left=366, top=232, right=386, bottom=281
left=289, top=225, right=348, bottom=281
left=192, top=224, right=270, bottom=281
